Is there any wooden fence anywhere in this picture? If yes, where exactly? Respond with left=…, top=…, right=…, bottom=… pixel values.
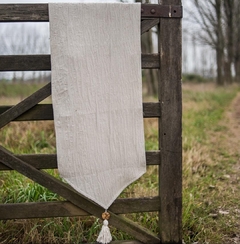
left=0, top=1, right=182, bottom=243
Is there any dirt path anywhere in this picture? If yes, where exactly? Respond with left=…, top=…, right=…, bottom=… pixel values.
left=225, top=92, right=240, bottom=154
left=223, top=92, right=240, bottom=243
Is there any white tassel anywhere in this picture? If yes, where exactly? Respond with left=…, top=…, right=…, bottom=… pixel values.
left=97, top=219, right=112, bottom=244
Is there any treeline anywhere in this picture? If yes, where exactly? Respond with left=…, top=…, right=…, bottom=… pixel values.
left=190, top=0, right=240, bottom=85
left=0, top=23, right=50, bottom=82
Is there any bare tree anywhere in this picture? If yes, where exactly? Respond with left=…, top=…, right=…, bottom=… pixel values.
left=189, top=0, right=240, bottom=85
left=223, top=0, right=234, bottom=84
left=233, top=0, right=240, bottom=83
left=190, top=0, right=224, bottom=85
left=1, top=23, right=50, bottom=83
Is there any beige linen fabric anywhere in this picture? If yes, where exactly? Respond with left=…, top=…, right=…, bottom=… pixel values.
left=49, top=3, right=146, bottom=209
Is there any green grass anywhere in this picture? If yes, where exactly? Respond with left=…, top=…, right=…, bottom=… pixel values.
left=0, top=81, right=45, bottom=98
left=0, top=82, right=159, bottom=243
left=0, top=170, right=61, bottom=203
left=0, top=82, right=240, bottom=243
left=182, top=85, right=240, bottom=243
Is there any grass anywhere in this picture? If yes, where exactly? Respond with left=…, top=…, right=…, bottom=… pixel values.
left=0, top=82, right=240, bottom=243
left=182, top=84, right=240, bottom=243
left=0, top=81, right=45, bottom=99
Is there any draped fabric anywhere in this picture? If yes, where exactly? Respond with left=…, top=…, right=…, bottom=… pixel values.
left=49, top=3, right=146, bottom=209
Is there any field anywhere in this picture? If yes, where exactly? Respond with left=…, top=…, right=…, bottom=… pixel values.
left=0, top=82, right=240, bottom=243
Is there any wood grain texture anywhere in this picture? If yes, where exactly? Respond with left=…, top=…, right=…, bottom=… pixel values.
left=0, top=83, right=51, bottom=129
left=146, top=150, right=161, bottom=165
left=0, top=4, right=49, bottom=22
left=0, top=154, right=57, bottom=170
left=0, top=4, right=182, bottom=22
left=0, top=2, right=183, bottom=242
left=142, top=54, right=160, bottom=69
left=0, top=151, right=160, bottom=171
left=0, top=104, right=54, bottom=121
left=141, top=19, right=159, bottom=34
left=0, top=146, right=160, bottom=244
left=109, top=196, right=159, bottom=214
left=0, top=201, right=88, bottom=220
left=0, top=197, right=159, bottom=219
left=143, top=102, right=160, bottom=118
left=0, top=54, right=159, bottom=71
left=158, top=0, right=182, bottom=243
left=0, top=55, right=51, bottom=71
left=141, top=4, right=182, bottom=18
left=0, top=102, right=160, bottom=121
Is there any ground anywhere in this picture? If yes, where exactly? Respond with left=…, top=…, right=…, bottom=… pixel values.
left=1, top=83, right=240, bottom=243
left=182, top=84, right=240, bottom=244
left=223, top=92, right=240, bottom=243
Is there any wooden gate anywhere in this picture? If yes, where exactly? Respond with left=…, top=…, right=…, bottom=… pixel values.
left=0, top=1, right=182, bottom=243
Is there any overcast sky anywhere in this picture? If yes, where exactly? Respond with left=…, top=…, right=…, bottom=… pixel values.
left=0, top=0, right=216, bottom=77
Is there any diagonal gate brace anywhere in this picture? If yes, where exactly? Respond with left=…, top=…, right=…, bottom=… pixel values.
left=0, top=82, right=51, bottom=129
left=0, top=146, right=160, bottom=244
left=141, top=19, right=159, bottom=35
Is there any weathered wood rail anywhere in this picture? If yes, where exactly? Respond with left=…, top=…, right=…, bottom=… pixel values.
left=0, top=1, right=182, bottom=243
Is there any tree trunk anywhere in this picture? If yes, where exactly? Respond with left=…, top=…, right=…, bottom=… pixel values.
left=234, top=59, right=240, bottom=83
left=224, top=61, right=231, bottom=84
left=216, top=47, right=224, bottom=85
left=233, top=0, right=240, bottom=83
left=223, top=0, right=234, bottom=84
left=216, top=0, right=224, bottom=85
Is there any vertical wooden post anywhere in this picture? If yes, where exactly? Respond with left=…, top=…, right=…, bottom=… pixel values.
left=158, top=0, right=182, bottom=243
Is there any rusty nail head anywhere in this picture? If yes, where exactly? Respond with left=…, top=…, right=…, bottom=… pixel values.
left=150, top=8, right=156, bottom=14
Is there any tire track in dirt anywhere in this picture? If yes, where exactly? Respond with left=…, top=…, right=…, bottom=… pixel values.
left=225, top=91, right=240, bottom=160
